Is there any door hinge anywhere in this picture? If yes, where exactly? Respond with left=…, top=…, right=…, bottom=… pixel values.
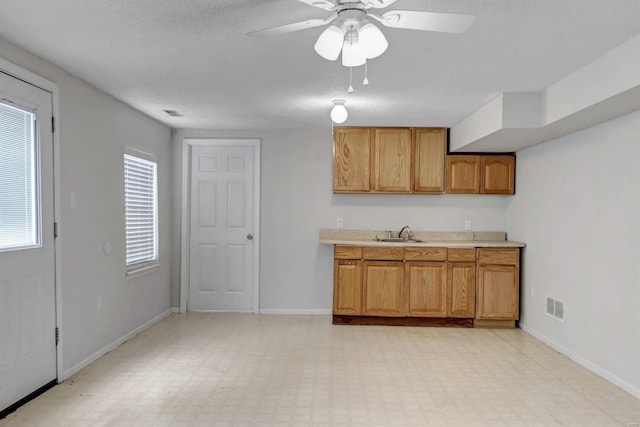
left=54, top=222, right=58, bottom=238
left=51, top=116, right=55, bottom=133
left=55, top=327, right=59, bottom=345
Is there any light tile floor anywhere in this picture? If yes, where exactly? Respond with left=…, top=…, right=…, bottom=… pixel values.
left=1, top=313, right=639, bottom=426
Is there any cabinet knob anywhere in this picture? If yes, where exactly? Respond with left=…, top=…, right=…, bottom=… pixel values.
left=247, top=234, right=253, bottom=240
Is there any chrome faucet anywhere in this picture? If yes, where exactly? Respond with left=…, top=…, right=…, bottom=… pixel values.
left=398, top=225, right=411, bottom=240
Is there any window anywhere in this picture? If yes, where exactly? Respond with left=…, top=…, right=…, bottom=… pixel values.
left=0, top=100, right=40, bottom=251
left=124, top=151, right=158, bottom=273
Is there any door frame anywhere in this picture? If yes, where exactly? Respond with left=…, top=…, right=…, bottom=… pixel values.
left=0, top=57, right=63, bottom=381
left=180, top=138, right=260, bottom=313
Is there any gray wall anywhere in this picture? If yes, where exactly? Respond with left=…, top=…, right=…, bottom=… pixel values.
left=0, top=39, right=173, bottom=374
left=171, top=128, right=510, bottom=311
left=506, top=109, right=640, bottom=395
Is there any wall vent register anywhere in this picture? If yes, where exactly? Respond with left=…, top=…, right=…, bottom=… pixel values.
left=546, top=296, right=566, bottom=322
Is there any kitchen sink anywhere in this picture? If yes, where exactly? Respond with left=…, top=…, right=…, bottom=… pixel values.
left=376, top=237, right=423, bottom=243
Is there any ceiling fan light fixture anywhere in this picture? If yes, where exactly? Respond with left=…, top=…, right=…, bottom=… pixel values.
left=341, top=29, right=366, bottom=67
left=358, top=23, right=388, bottom=59
left=330, top=99, right=348, bottom=123
left=314, top=25, right=346, bottom=60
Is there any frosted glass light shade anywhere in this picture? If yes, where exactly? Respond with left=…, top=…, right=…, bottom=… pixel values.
left=330, top=100, right=348, bottom=123
left=314, top=25, right=346, bottom=61
left=358, top=23, right=388, bottom=59
left=341, top=29, right=366, bottom=67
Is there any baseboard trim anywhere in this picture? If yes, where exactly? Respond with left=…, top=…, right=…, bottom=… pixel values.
left=188, top=309, right=254, bottom=313
left=259, top=309, right=332, bottom=315
left=519, top=322, right=640, bottom=399
left=60, top=308, right=173, bottom=381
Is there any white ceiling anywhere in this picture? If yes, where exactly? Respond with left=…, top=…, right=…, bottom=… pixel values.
left=0, top=0, right=638, bottom=130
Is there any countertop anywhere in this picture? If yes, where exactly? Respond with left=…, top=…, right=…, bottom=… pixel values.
left=319, top=229, right=525, bottom=248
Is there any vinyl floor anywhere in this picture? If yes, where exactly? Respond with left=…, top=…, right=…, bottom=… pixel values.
left=1, top=313, right=639, bottom=426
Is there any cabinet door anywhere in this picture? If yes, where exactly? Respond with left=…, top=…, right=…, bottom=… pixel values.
left=372, top=128, right=412, bottom=192
left=477, top=265, right=519, bottom=319
left=362, top=261, right=404, bottom=316
left=446, top=155, right=480, bottom=194
left=413, top=128, right=446, bottom=193
left=405, top=262, right=447, bottom=317
left=447, top=262, right=476, bottom=318
left=333, top=127, right=371, bottom=193
left=333, top=260, right=362, bottom=315
left=481, top=155, right=515, bottom=194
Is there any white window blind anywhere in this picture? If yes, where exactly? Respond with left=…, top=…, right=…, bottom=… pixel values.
left=0, top=101, right=39, bottom=251
left=124, top=153, right=158, bottom=271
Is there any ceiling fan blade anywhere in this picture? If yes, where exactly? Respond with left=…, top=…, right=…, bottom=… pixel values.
left=376, top=10, right=474, bottom=33
left=248, top=14, right=337, bottom=37
left=296, top=0, right=337, bottom=11
left=360, top=0, right=399, bottom=9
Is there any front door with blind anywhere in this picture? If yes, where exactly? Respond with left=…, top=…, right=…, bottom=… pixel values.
left=186, top=140, right=259, bottom=312
left=0, top=72, right=57, bottom=413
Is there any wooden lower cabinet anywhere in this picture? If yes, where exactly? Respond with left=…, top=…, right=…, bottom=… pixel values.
left=476, top=265, right=519, bottom=319
left=333, top=260, right=362, bottom=315
left=362, top=261, right=404, bottom=316
left=447, top=262, right=476, bottom=318
left=332, top=245, right=520, bottom=327
left=476, top=248, right=520, bottom=321
left=405, top=262, right=447, bottom=317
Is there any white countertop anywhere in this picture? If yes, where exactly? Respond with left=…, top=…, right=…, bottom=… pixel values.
left=319, top=229, right=525, bottom=248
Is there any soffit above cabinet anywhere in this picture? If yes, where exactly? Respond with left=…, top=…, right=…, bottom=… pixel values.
left=450, top=35, right=640, bottom=153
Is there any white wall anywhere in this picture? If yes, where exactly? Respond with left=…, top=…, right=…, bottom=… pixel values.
left=171, top=128, right=510, bottom=311
left=0, top=39, right=173, bottom=374
left=506, top=110, right=640, bottom=397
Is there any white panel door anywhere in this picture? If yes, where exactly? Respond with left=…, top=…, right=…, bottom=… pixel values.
left=188, top=144, right=256, bottom=311
left=0, top=72, right=56, bottom=412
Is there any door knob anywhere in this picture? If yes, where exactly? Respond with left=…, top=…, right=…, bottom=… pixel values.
left=247, top=234, right=253, bottom=240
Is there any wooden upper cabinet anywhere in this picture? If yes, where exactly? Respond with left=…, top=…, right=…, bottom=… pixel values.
left=413, top=128, right=446, bottom=193
left=446, top=154, right=515, bottom=194
left=372, top=128, right=412, bottom=192
left=333, top=127, right=514, bottom=195
left=481, top=155, right=515, bottom=194
left=333, top=127, right=371, bottom=193
left=446, top=155, right=480, bottom=194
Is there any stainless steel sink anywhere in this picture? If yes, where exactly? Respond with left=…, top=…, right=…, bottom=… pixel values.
left=376, top=238, right=423, bottom=243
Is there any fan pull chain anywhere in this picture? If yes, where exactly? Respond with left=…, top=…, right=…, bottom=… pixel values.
left=348, top=67, right=354, bottom=94
left=363, top=62, right=369, bottom=86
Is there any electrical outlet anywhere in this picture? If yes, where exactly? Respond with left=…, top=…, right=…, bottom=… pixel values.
left=97, top=297, right=102, bottom=311
left=337, top=218, right=344, bottom=228
left=464, top=220, right=472, bottom=231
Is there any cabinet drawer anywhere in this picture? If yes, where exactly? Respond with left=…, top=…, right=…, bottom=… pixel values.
left=363, top=246, right=404, bottom=261
left=447, top=248, right=476, bottom=262
left=404, top=247, right=447, bottom=261
left=335, top=246, right=362, bottom=259
left=477, top=248, right=519, bottom=266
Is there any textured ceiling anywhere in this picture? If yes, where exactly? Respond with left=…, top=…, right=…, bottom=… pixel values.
left=0, top=0, right=638, bottom=129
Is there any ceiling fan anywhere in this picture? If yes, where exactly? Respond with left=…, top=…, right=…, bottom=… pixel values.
left=249, top=0, right=474, bottom=67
